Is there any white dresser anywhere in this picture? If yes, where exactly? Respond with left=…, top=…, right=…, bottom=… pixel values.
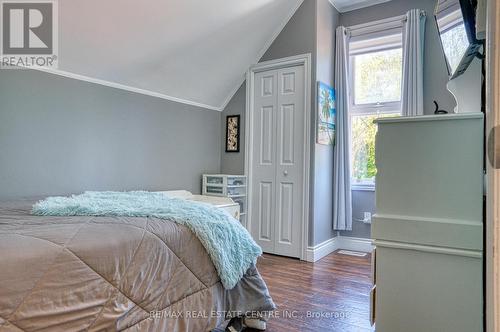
left=371, top=113, right=484, bottom=332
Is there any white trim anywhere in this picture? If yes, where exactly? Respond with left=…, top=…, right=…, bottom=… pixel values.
left=305, top=235, right=375, bottom=262
left=29, top=67, right=222, bottom=111
left=305, top=237, right=338, bottom=262
left=351, top=182, right=375, bottom=191
left=247, top=53, right=312, bottom=73
left=332, top=0, right=392, bottom=13
left=337, top=236, right=375, bottom=253
left=349, top=103, right=402, bottom=114
left=218, top=0, right=305, bottom=111
left=326, top=0, right=341, bottom=13
left=245, top=53, right=311, bottom=261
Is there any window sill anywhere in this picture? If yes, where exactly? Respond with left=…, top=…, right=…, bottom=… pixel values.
left=351, top=183, right=375, bottom=192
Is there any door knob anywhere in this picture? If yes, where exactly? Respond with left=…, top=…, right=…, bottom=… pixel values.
left=283, top=170, right=288, bottom=176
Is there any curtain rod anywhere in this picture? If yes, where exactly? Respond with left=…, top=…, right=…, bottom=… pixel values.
left=345, top=10, right=426, bottom=34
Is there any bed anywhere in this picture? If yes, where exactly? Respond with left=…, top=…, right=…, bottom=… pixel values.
left=0, top=197, right=275, bottom=331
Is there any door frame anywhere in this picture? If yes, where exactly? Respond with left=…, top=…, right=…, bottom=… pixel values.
left=245, top=53, right=311, bottom=261
left=486, top=1, right=500, bottom=330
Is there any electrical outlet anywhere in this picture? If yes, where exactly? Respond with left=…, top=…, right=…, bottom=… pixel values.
left=363, top=212, right=372, bottom=224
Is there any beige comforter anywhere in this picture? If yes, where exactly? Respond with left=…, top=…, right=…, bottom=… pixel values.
left=0, top=199, right=274, bottom=331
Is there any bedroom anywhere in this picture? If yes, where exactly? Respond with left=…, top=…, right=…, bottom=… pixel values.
left=0, top=0, right=499, bottom=331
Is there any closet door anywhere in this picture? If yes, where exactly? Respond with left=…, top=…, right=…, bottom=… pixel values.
left=273, top=65, right=304, bottom=258
left=250, top=65, right=305, bottom=258
left=251, top=69, right=278, bottom=254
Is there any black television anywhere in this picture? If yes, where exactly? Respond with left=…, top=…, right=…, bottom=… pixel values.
left=434, top=0, right=482, bottom=79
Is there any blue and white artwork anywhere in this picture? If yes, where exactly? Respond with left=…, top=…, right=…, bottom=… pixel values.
left=317, top=82, right=336, bottom=145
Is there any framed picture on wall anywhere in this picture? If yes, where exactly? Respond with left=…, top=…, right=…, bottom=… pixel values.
left=317, top=82, right=336, bottom=145
left=225, top=115, right=240, bottom=152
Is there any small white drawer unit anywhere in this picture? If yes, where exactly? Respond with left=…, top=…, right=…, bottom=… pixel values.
left=203, top=174, right=247, bottom=226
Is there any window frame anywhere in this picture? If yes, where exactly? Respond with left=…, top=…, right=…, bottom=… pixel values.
left=348, top=43, right=403, bottom=115
left=347, top=28, right=404, bottom=191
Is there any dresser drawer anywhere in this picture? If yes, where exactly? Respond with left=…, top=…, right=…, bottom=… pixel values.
left=203, top=185, right=226, bottom=196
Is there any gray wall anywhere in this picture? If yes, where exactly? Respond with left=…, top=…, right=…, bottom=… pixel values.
left=340, top=190, right=373, bottom=238
left=221, top=82, right=246, bottom=175
left=259, top=0, right=317, bottom=64
left=0, top=69, right=221, bottom=199
left=313, top=0, right=340, bottom=244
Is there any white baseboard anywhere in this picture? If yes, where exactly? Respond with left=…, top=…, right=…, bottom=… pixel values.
left=305, top=236, right=374, bottom=262
left=337, top=236, right=374, bottom=253
left=305, top=237, right=338, bottom=262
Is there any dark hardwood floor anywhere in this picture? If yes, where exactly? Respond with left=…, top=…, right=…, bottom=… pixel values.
left=217, top=251, right=374, bottom=332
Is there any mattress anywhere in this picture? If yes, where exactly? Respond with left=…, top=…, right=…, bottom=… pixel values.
left=0, top=198, right=274, bottom=331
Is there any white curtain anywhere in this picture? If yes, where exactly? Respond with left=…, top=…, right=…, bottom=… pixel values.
left=401, top=9, right=426, bottom=116
left=333, top=26, right=352, bottom=231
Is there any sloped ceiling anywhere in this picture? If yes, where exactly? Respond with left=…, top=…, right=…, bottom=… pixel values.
left=329, top=0, right=391, bottom=12
left=52, top=0, right=303, bottom=110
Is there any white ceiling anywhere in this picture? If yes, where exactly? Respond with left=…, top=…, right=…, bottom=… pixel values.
left=329, top=0, right=391, bottom=12
left=51, top=0, right=303, bottom=110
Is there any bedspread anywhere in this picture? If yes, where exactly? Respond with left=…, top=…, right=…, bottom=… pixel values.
left=0, top=199, right=275, bottom=331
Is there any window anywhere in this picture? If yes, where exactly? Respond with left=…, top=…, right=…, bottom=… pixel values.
left=353, top=48, right=402, bottom=106
left=348, top=32, right=403, bottom=189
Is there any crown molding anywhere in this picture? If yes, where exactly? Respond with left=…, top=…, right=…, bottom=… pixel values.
left=330, top=0, right=391, bottom=13
left=327, top=0, right=341, bottom=13
left=28, top=67, right=223, bottom=111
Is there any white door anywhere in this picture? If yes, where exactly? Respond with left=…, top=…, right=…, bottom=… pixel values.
left=250, top=65, right=305, bottom=258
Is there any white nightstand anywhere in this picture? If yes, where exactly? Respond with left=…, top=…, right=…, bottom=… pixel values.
left=189, top=195, right=240, bottom=221
left=157, top=190, right=240, bottom=221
